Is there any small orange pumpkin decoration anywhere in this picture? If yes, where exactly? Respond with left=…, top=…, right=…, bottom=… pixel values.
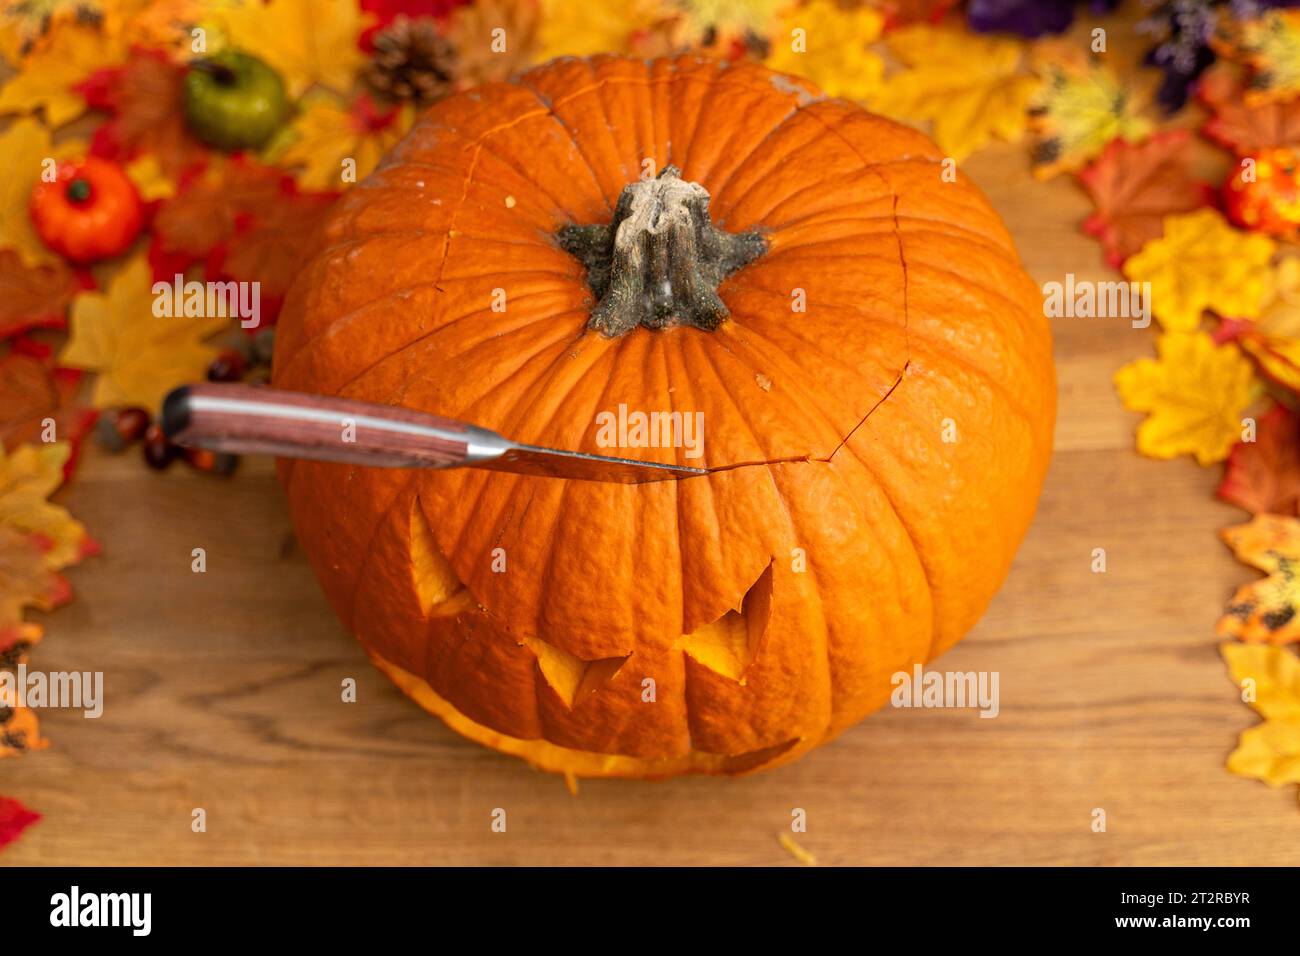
left=274, top=55, right=1055, bottom=777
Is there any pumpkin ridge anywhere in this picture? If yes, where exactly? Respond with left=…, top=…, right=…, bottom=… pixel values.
left=714, top=102, right=890, bottom=223
left=274, top=274, right=580, bottom=389
left=888, top=314, right=1042, bottom=425
left=852, top=451, right=941, bottom=664
left=728, top=273, right=1042, bottom=426
left=342, top=471, right=422, bottom=631
left=721, top=303, right=887, bottom=397
left=712, top=321, right=885, bottom=445
left=703, top=104, right=804, bottom=208
left=682, top=63, right=829, bottom=178
left=337, top=300, right=588, bottom=410
left=515, top=71, right=626, bottom=210
left=686, top=329, right=817, bottom=466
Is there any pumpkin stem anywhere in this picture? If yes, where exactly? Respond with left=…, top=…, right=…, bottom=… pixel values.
left=558, top=166, right=766, bottom=337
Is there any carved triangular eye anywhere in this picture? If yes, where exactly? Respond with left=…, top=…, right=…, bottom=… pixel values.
left=524, top=637, right=630, bottom=709
left=679, top=564, right=773, bottom=682
left=409, top=498, right=468, bottom=616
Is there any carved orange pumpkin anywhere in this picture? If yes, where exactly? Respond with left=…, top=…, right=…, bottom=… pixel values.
left=273, top=55, right=1055, bottom=777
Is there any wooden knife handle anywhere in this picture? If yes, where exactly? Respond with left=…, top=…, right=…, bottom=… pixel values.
left=162, top=384, right=498, bottom=469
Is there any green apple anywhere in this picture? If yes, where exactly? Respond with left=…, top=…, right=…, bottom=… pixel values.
left=184, top=51, right=289, bottom=152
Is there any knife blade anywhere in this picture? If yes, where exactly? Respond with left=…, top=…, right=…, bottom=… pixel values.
left=161, top=384, right=707, bottom=483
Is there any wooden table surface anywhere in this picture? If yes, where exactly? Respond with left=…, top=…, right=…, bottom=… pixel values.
left=5, top=117, right=1300, bottom=868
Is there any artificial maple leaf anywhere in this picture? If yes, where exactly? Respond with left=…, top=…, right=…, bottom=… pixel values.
left=0, top=441, right=90, bottom=570
left=1219, top=9, right=1300, bottom=107
left=676, top=0, right=786, bottom=42
left=0, top=119, right=85, bottom=268
left=104, top=0, right=207, bottom=60
left=0, top=795, right=40, bottom=849
left=1219, top=403, right=1300, bottom=516
left=0, top=351, right=93, bottom=458
left=1239, top=257, right=1300, bottom=394
left=1114, top=331, right=1260, bottom=466
left=870, top=0, right=958, bottom=29
left=0, top=23, right=122, bottom=126
left=60, top=253, right=227, bottom=411
left=215, top=189, right=336, bottom=314
left=1029, top=56, right=1154, bottom=179
left=1200, top=65, right=1300, bottom=154
left=268, top=92, right=412, bottom=192
left=765, top=0, right=885, bottom=103
left=125, top=153, right=176, bottom=201
left=878, top=26, right=1039, bottom=162
left=537, top=0, right=668, bottom=59
left=76, top=50, right=205, bottom=184
left=218, top=0, right=374, bottom=97
left=1122, top=208, right=1276, bottom=333
left=0, top=524, right=69, bottom=639
left=152, top=158, right=290, bottom=263
left=1223, top=641, right=1300, bottom=720
left=0, top=0, right=103, bottom=60
left=1078, top=130, right=1213, bottom=268
left=448, top=0, right=540, bottom=85
left=0, top=250, right=81, bottom=340
left=1220, top=514, right=1300, bottom=645
left=1221, top=642, right=1300, bottom=788
left=0, top=702, right=47, bottom=757
left=0, top=623, right=39, bottom=668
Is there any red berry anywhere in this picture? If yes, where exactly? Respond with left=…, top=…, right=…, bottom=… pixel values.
left=207, top=349, right=247, bottom=382
left=184, top=447, right=239, bottom=476
left=142, top=424, right=177, bottom=469
left=94, top=406, right=151, bottom=452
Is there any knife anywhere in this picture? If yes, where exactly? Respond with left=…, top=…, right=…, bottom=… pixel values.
left=161, top=384, right=707, bottom=483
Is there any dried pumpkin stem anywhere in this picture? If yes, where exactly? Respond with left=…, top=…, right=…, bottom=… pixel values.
left=558, top=166, right=767, bottom=337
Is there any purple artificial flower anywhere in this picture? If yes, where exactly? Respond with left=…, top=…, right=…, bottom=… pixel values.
left=968, top=0, right=1123, bottom=39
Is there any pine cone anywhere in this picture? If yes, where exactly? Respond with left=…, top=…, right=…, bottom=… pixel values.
left=365, top=15, right=458, bottom=105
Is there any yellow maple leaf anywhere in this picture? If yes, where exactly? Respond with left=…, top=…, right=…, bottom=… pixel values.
left=125, top=153, right=176, bottom=201
left=0, top=118, right=85, bottom=268
left=877, top=26, right=1039, bottom=162
left=1240, top=257, right=1300, bottom=392
left=449, top=0, right=542, bottom=86
left=1220, top=514, right=1300, bottom=645
left=1029, top=57, right=1153, bottom=179
left=0, top=23, right=124, bottom=126
left=1123, top=209, right=1276, bottom=332
left=679, top=0, right=788, bottom=41
left=1221, top=642, right=1300, bottom=787
left=538, top=0, right=668, bottom=59
left=1223, top=9, right=1300, bottom=107
left=765, top=0, right=884, bottom=102
left=1113, top=331, right=1260, bottom=466
left=59, top=253, right=228, bottom=411
left=0, top=442, right=87, bottom=570
left=217, top=0, right=372, bottom=98
left=268, top=92, right=412, bottom=191
left=0, top=701, right=48, bottom=757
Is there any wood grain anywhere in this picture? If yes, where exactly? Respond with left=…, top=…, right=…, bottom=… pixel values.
left=5, top=71, right=1300, bottom=868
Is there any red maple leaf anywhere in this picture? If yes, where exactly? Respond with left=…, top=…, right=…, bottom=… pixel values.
left=0, top=251, right=86, bottom=341
left=1219, top=402, right=1300, bottom=516
left=76, top=48, right=207, bottom=181
left=0, top=347, right=96, bottom=478
left=1200, top=65, right=1300, bottom=154
left=1078, top=130, right=1215, bottom=268
left=0, top=796, right=40, bottom=850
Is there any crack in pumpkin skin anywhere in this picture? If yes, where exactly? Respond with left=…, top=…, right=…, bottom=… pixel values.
left=274, top=54, right=1056, bottom=777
